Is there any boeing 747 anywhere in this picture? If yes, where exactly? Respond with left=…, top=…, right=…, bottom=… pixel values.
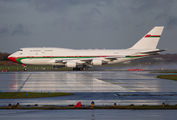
left=8, top=26, right=166, bottom=71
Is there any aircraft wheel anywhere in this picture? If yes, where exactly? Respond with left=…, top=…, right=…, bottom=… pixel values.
left=83, top=67, right=90, bottom=70
left=23, top=68, right=27, bottom=71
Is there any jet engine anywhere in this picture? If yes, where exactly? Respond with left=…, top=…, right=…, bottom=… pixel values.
left=91, top=59, right=103, bottom=66
left=65, top=61, right=77, bottom=68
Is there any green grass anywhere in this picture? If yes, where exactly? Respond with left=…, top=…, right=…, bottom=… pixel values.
left=152, top=71, right=177, bottom=73
left=0, top=92, right=74, bottom=99
left=0, top=65, right=73, bottom=71
left=157, top=75, right=177, bottom=81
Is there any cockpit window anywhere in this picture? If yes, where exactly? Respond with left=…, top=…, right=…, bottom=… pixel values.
left=18, top=49, right=23, bottom=51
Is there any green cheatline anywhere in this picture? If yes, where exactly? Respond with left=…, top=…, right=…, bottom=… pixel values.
left=0, top=92, right=74, bottom=99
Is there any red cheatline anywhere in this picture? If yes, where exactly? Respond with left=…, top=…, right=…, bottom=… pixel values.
left=8, top=57, right=18, bottom=63
left=145, top=34, right=161, bottom=38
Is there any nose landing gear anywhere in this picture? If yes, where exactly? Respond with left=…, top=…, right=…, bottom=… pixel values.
left=23, top=67, right=27, bottom=71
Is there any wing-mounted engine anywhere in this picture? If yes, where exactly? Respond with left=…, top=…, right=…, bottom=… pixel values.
left=91, top=59, right=103, bottom=66
left=81, top=58, right=109, bottom=66
left=65, top=61, right=77, bottom=68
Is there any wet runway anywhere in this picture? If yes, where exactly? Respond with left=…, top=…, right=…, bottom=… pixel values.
left=1, top=110, right=177, bottom=120
left=1, top=71, right=177, bottom=106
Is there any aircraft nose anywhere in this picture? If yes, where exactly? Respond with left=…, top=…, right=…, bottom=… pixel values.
left=8, top=56, right=18, bottom=63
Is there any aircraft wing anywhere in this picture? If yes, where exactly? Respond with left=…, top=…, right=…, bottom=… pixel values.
left=50, top=55, right=126, bottom=64
left=103, top=55, right=126, bottom=61
left=104, top=55, right=126, bottom=59
left=47, top=59, right=68, bottom=64
left=79, top=55, right=126, bottom=62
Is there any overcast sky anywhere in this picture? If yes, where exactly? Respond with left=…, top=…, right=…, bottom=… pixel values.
left=0, top=0, right=177, bottom=53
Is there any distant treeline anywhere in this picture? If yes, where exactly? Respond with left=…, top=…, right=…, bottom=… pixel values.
left=131, top=53, right=177, bottom=64
left=0, top=52, right=10, bottom=61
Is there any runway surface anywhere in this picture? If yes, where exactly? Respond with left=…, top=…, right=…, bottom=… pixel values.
left=1, top=71, right=177, bottom=106
left=1, top=110, right=177, bottom=120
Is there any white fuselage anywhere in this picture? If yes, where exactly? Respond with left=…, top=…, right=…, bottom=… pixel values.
left=8, top=47, right=147, bottom=66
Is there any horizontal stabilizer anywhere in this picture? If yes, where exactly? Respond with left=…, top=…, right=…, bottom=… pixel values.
left=140, top=49, right=167, bottom=54
left=127, top=49, right=167, bottom=57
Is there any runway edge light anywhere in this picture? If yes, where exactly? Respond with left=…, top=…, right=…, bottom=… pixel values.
left=91, top=101, right=94, bottom=107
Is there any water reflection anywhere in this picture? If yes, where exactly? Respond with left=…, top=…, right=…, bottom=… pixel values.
left=1, top=71, right=177, bottom=92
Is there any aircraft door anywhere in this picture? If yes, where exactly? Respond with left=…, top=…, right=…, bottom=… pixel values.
left=41, top=47, right=45, bottom=53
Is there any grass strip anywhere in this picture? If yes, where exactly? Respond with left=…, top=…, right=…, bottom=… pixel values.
left=0, top=65, right=73, bottom=71
left=157, top=75, right=177, bottom=81
left=0, top=92, right=73, bottom=99
left=152, top=71, right=177, bottom=73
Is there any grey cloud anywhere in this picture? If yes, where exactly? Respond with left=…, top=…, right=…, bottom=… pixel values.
left=72, top=8, right=102, bottom=30
left=1, top=0, right=177, bottom=53
left=90, top=8, right=102, bottom=16
left=2, top=0, right=30, bottom=2
left=0, top=23, right=31, bottom=37
left=166, top=16, right=177, bottom=29
left=155, top=6, right=171, bottom=20
left=51, top=17, right=77, bottom=31
left=2, top=0, right=18, bottom=2
left=80, top=8, right=102, bottom=20
left=127, top=0, right=177, bottom=29
left=11, top=23, right=31, bottom=36
left=129, top=0, right=174, bottom=14
left=32, top=0, right=112, bottom=12
left=51, top=7, right=103, bottom=31
left=0, top=27, right=9, bottom=36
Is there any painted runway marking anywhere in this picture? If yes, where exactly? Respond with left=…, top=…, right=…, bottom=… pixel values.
left=18, top=73, right=32, bottom=92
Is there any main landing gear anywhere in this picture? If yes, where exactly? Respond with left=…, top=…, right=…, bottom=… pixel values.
left=73, top=67, right=90, bottom=71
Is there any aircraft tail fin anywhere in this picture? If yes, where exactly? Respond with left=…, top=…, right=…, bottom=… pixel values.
left=130, top=26, right=164, bottom=49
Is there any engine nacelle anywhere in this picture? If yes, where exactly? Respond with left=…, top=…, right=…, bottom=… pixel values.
left=91, top=59, right=103, bottom=66
left=65, top=61, right=77, bottom=68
